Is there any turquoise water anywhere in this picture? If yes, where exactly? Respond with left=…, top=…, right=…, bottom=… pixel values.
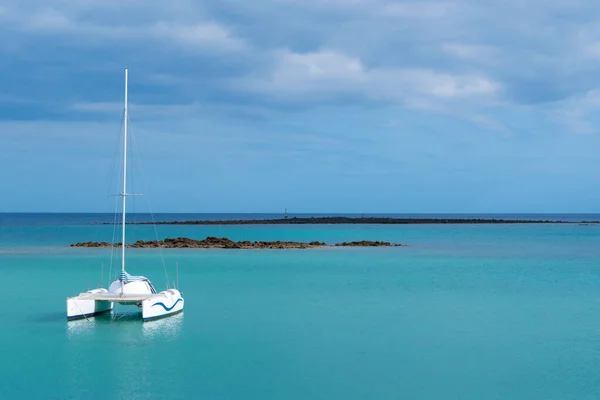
left=2, top=215, right=600, bottom=399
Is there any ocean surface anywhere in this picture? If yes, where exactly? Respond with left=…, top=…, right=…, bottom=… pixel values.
left=2, top=213, right=600, bottom=399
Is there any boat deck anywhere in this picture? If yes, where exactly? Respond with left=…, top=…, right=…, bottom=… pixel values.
left=68, top=293, right=154, bottom=302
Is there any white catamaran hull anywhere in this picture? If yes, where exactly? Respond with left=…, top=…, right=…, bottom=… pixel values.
left=142, top=289, right=184, bottom=321
left=67, top=288, right=113, bottom=320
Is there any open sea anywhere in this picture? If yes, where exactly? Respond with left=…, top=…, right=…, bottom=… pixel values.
left=2, top=213, right=600, bottom=399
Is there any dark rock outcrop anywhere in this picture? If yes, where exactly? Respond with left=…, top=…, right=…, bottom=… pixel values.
left=112, top=216, right=567, bottom=225
left=70, top=236, right=403, bottom=249
left=334, top=240, right=404, bottom=247
left=71, top=241, right=114, bottom=248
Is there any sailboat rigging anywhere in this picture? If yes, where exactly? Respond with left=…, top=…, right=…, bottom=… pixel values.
left=66, top=68, right=185, bottom=322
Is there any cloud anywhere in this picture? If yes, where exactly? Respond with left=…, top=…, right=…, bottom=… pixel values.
left=27, top=8, right=72, bottom=30
left=13, top=5, right=246, bottom=53
left=151, top=21, right=246, bottom=52
left=379, top=1, right=457, bottom=19
left=549, top=89, right=600, bottom=134
left=441, top=43, right=497, bottom=62
left=236, top=49, right=499, bottom=111
left=279, top=50, right=364, bottom=80
left=250, top=50, right=366, bottom=94
left=0, top=5, right=10, bottom=19
left=3, top=0, right=600, bottom=135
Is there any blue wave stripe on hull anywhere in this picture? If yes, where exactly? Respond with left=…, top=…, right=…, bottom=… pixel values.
left=151, top=298, right=183, bottom=312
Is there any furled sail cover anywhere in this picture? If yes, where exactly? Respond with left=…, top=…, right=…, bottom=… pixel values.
left=120, top=271, right=157, bottom=294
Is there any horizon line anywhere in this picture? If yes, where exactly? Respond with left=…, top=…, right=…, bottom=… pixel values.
left=1, top=211, right=600, bottom=215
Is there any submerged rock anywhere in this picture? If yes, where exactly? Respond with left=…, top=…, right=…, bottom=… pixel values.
left=70, top=236, right=404, bottom=249
left=334, top=240, right=404, bottom=247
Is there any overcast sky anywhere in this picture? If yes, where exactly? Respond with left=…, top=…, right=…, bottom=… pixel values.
left=2, top=0, right=600, bottom=213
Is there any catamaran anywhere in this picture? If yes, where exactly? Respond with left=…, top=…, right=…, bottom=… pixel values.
left=66, top=68, right=184, bottom=322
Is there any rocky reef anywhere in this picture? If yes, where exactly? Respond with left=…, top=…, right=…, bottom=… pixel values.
left=117, top=216, right=566, bottom=225
left=334, top=240, right=397, bottom=247
left=70, top=236, right=405, bottom=249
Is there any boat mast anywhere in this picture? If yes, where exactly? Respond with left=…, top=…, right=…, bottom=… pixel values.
left=121, top=67, right=128, bottom=277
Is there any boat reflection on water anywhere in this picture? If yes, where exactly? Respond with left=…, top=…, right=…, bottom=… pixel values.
left=65, top=310, right=183, bottom=339
left=66, top=317, right=96, bottom=337
left=142, top=312, right=184, bottom=339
